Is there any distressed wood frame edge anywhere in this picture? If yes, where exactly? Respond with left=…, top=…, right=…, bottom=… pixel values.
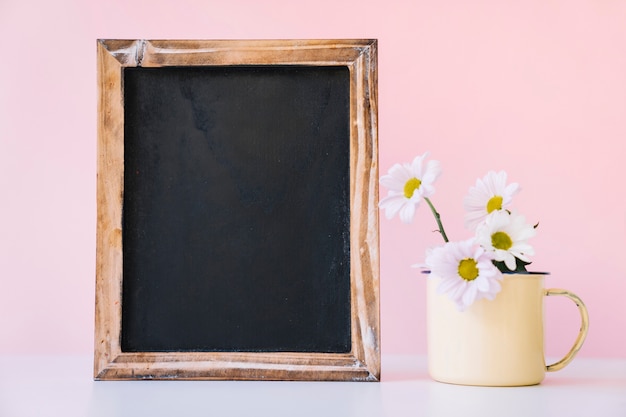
left=95, top=39, right=379, bottom=381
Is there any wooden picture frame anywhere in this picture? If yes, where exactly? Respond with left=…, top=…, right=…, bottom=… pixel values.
left=95, top=39, right=379, bottom=381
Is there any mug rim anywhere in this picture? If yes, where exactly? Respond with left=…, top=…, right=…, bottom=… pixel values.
left=420, top=270, right=550, bottom=275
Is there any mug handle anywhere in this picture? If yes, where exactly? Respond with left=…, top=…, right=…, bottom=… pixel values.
left=544, top=288, right=589, bottom=372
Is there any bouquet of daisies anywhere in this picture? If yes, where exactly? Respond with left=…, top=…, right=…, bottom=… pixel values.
left=379, top=152, right=537, bottom=311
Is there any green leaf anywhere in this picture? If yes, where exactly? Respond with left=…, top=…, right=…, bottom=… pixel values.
left=492, top=258, right=531, bottom=274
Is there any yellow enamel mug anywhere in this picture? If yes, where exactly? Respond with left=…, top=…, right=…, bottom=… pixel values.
left=427, top=273, right=589, bottom=386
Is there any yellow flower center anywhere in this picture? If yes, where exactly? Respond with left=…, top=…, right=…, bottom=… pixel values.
left=486, top=195, right=503, bottom=213
left=491, top=231, right=513, bottom=250
left=404, top=177, right=422, bottom=199
left=458, top=258, right=479, bottom=281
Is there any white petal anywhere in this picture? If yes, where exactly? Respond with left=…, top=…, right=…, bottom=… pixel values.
left=410, top=154, right=426, bottom=177
left=379, top=194, right=406, bottom=219
left=387, top=164, right=412, bottom=183
left=512, top=242, right=535, bottom=255
left=464, top=193, right=489, bottom=209
left=465, top=211, right=488, bottom=230
left=421, top=160, right=442, bottom=184
left=504, top=253, right=517, bottom=270
left=462, top=284, right=478, bottom=307
left=487, top=210, right=511, bottom=229
left=380, top=174, right=405, bottom=191
left=493, top=171, right=507, bottom=193
left=399, top=201, right=417, bottom=223
left=504, top=182, right=520, bottom=198
left=450, top=280, right=469, bottom=301
left=420, top=184, right=435, bottom=198
left=474, top=275, right=489, bottom=291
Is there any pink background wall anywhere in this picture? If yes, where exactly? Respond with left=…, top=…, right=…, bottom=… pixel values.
left=1, top=0, right=625, bottom=359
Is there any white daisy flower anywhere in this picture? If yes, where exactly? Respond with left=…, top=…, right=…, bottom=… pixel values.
left=475, top=210, right=536, bottom=271
left=463, top=171, right=520, bottom=230
left=379, top=153, right=442, bottom=223
left=426, top=239, right=503, bottom=311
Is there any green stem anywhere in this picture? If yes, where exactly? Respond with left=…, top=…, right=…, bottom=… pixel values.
left=424, top=197, right=449, bottom=243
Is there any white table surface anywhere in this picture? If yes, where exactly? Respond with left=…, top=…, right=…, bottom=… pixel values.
left=1, top=355, right=625, bottom=417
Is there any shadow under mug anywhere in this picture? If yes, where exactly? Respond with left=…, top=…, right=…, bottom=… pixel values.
left=427, top=273, right=589, bottom=386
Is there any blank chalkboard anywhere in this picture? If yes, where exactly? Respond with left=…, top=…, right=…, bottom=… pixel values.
left=95, top=39, right=379, bottom=381
left=121, top=66, right=351, bottom=353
